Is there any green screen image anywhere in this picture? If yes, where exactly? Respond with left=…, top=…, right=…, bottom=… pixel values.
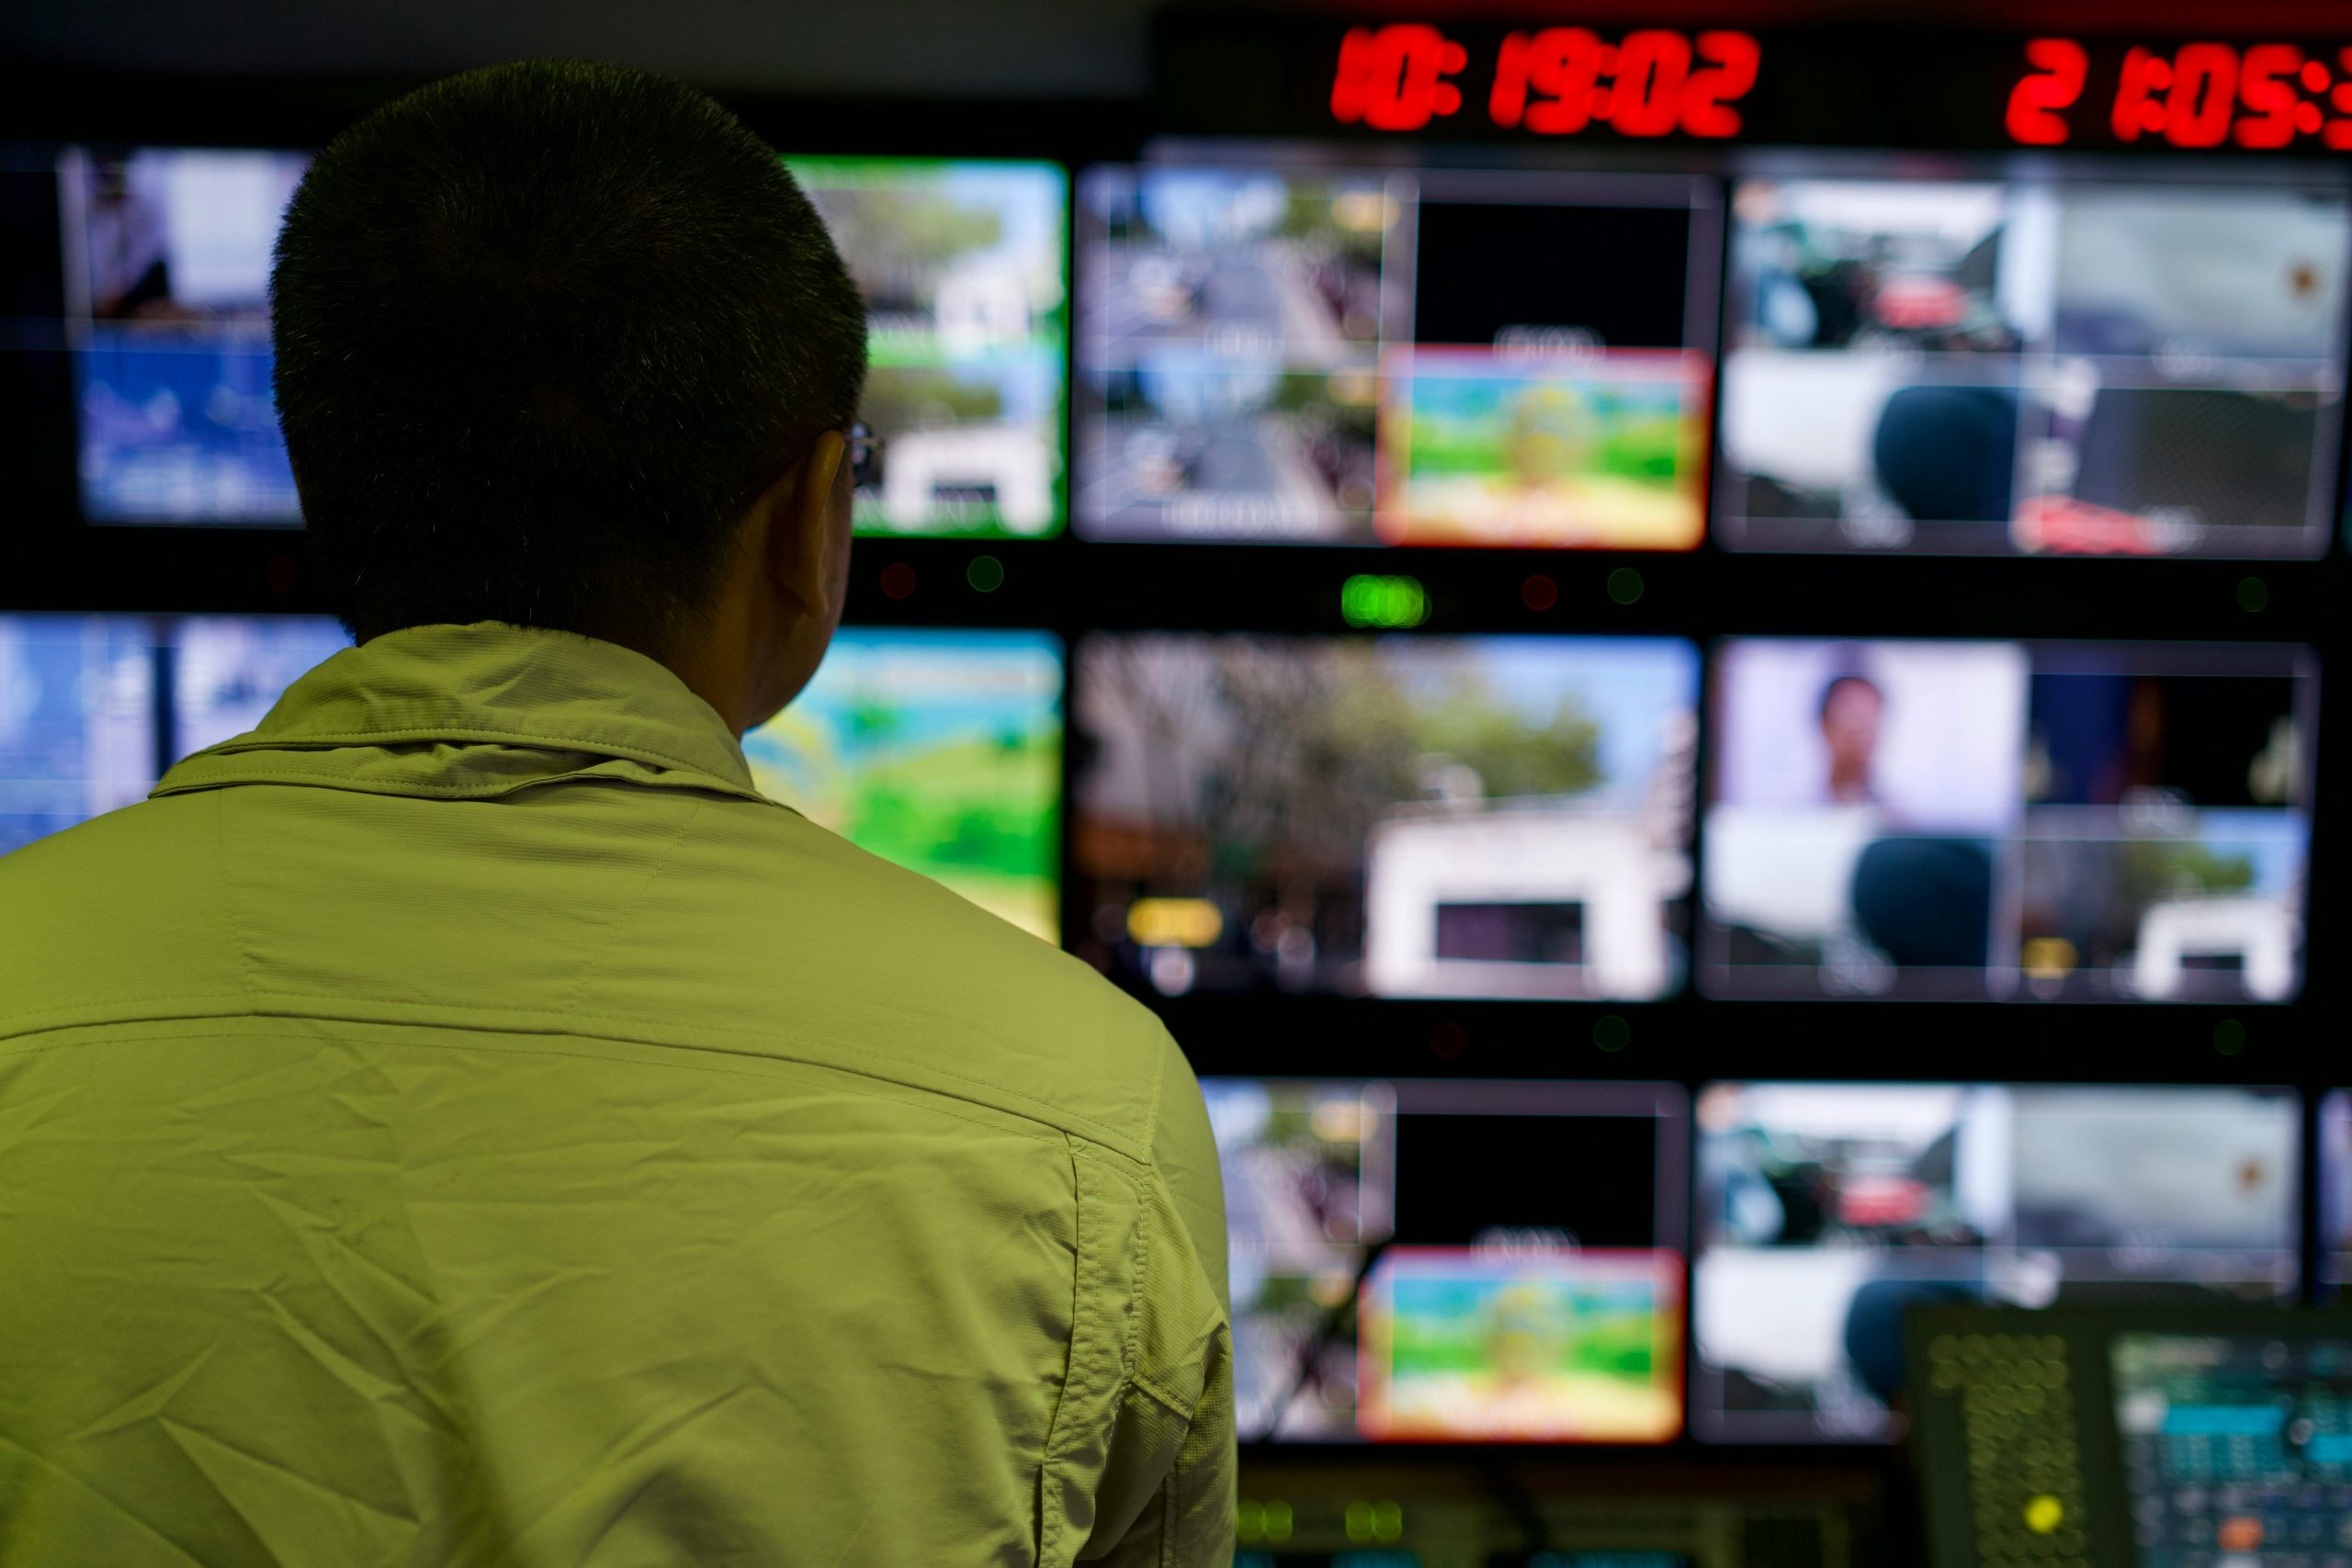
left=786, top=157, right=1069, bottom=539
left=1359, top=1249, right=1683, bottom=1442
left=742, top=629, right=1062, bottom=940
left=1380, top=351, right=1709, bottom=549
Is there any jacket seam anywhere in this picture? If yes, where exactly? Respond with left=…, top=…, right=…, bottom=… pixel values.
left=181, top=724, right=749, bottom=781
left=0, top=1002, right=1149, bottom=1162
left=151, top=771, right=774, bottom=805
left=0, top=1025, right=1074, bottom=1150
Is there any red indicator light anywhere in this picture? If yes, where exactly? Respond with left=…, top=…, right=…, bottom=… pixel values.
left=878, top=562, right=916, bottom=600
left=1331, top=23, right=1469, bottom=131
left=1521, top=574, right=1559, bottom=612
left=2004, top=38, right=2087, bottom=145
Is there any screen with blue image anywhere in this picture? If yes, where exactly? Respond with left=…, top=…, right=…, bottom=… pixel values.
left=0, top=613, right=350, bottom=855
left=66, top=147, right=309, bottom=524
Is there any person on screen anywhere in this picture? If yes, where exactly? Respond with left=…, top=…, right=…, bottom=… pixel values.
left=1816, top=671, right=1884, bottom=806
left=0, top=63, right=1232, bottom=1568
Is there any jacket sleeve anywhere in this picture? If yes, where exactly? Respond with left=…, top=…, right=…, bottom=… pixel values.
left=1079, top=1031, right=1235, bottom=1567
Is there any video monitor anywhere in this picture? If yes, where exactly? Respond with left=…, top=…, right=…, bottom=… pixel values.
left=0, top=613, right=350, bottom=856
left=1908, top=1305, right=2352, bottom=1568
left=787, top=158, right=1067, bottom=538
left=1071, top=634, right=1700, bottom=998
left=741, top=628, right=1061, bottom=942
left=1205, top=1077, right=1687, bottom=1443
left=165, top=615, right=353, bottom=759
left=1700, top=638, right=2316, bottom=1003
left=1074, top=163, right=1718, bottom=547
left=2323, top=1092, right=2352, bottom=1296
left=62, top=147, right=309, bottom=524
left=0, top=615, right=156, bottom=854
left=1719, top=171, right=2349, bottom=558
left=1694, top=1082, right=2301, bottom=1443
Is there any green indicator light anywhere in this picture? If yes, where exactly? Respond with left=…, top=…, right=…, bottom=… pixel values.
left=1372, top=1499, right=1405, bottom=1540
left=1263, top=1500, right=1294, bottom=1542
left=1607, top=567, right=1645, bottom=605
left=1341, top=574, right=1430, bottom=629
left=967, top=554, right=1005, bottom=592
left=1344, top=1499, right=1375, bottom=1541
left=2237, top=575, right=2269, bottom=613
left=1236, top=1500, right=1263, bottom=1543
left=1593, top=1014, right=1630, bottom=1052
left=2214, top=1019, right=2246, bottom=1055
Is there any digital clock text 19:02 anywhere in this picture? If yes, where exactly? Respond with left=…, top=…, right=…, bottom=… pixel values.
left=1329, top=24, right=1762, bottom=137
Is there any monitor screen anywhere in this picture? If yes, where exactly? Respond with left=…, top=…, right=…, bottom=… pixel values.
left=1909, top=1306, right=2352, bottom=1568
left=0, top=612, right=350, bottom=854
left=0, top=615, right=156, bottom=853
left=1694, top=1081, right=2301, bottom=1443
left=787, top=157, right=1069, bottom=538
left=2322, top=1091, right=2352, bottom=1297
left=1074, top=163, right=1719, bottom=547
left=1718, top=167, right=2348, bottom=558
left=1072, top=634, right=1700, bottom=998
left=1206, top=1076, right=1687, bottom=1443
left=63, top=147, right=309, bottom=524
left=1701, top=638, right=2316, bottom=1002
left=741, top=628, right=1062, bottom=942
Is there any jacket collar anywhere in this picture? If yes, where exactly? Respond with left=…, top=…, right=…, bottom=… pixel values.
left=153, top=622, right=769, bottom=805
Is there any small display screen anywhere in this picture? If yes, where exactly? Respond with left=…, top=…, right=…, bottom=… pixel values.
left=1718, top=170, right=2349, bottom=558
left=1701, top=638, right=2316, bottom=1003
left=1693, top=1082, right=2301, bottom=1442
left=1074, top=163, right=1718, bottom=547
left=64, top=147, right=308, bottom=524
left=2112, top=1332, right=2352, bottom=1565
left=0, top=613, right=350, bottom=854
left=1072, top=634, right=1700, bottom=999
left=742, top=629, right=1063, bottom=942
left=1205, top=1076, right=1687, bottom=1443
left=787, top=158, right=1069, bottom=538
left=2321, top=1092, right=2352, bottom=1297
left=0, top=615, right=157, bottom=852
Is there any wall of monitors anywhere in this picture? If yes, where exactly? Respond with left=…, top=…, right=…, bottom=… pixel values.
left=6, top=29, right=2351, bottom=1461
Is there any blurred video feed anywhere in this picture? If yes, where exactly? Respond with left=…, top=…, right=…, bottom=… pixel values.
left=166, top=616, right=351, bottom=760
left=65, top=148, right=308, bottom=524
left=1700, top=638, right=2315, bottom=1002
left=1204, top=1077, right=1686, bottom=1442
left=1074, top=163, right=1717, bottom=547
left=2323, top=1093, right=2352, bottom=1296
left=1692, top=1082, right=2301, bottom=1442
left=0, top=615, right=154, bottom=854
left=1720, top=175, right=2347, bottom=558
left=742, top=629, right=1061, bottom=942
left=1073, top=635, right=1700, bottom=999
left=788, top=158, right=1066, bottom=538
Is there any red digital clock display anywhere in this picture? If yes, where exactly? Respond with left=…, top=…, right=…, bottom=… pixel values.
left=1329, top=23, right=1761, bottom=138
left=2007, top=37, right=2352, bottom=148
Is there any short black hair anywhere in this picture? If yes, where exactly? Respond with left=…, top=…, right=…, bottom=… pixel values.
left=272, top=60, right=867, bottom=649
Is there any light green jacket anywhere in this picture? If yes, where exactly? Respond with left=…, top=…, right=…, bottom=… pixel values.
left=0, top=623, right=1233, bottom=1568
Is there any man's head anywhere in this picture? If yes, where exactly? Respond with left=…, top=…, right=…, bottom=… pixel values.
left=1817, top=673, right=1884, bottom=776
left=272, top=60, right=867, bottom=727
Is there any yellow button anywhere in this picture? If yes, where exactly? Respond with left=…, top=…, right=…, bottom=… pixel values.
left=2024, top=1495, right=2064, bottom=1534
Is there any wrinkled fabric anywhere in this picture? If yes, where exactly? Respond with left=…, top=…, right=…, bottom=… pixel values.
left=0, top=622, right=1233, bottom=1568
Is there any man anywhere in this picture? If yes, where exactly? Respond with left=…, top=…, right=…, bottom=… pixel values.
left=0, top=62, right=1232, bottom=1567
left=1815, top=672, right=1883, bottom=807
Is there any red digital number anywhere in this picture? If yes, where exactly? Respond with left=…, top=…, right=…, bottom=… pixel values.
left=2234, top=42, right=2303, bottom=147
left=1330, top=23, right=1465, bottom=132
left=1490, top=27, right=1607, bottom=134
left=1681, top=30, right=1761, bottom=138
left=1611, top=29, right=1691, bottom=137
left=2164, top=42, right=2239, bottom=147
left=2111, top=46, right=2167, bottom=141
left=2005, top=37, right=2087, bottom=145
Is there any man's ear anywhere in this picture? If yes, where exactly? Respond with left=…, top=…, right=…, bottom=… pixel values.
left=760, top=430, right=848, bottom=616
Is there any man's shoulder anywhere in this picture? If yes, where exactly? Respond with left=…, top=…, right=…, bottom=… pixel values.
left=601, top=793, right=1189, bottom=1160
